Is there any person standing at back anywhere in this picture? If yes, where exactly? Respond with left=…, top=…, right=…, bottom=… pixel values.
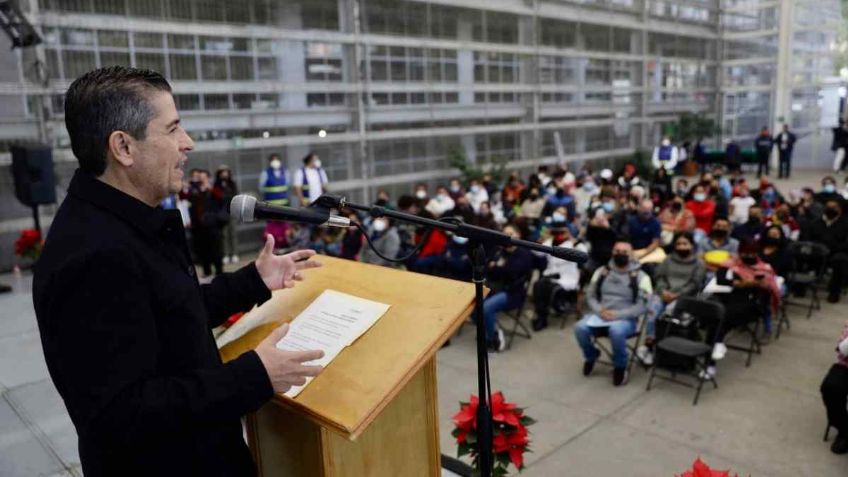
left=774, top=124, right=796, bottom=179
left=755, top=126, right=774, bottom=177
left=214, top=165, right=239, bottom=264
left=651, top=135, right=679, bottom=173
left=293, top=152, right=329, bottom=205
left=259, top=153, right=291, bottom=249
left=32, top=66, right=324, bottom=476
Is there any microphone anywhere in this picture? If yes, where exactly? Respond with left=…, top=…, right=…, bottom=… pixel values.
left=548, top=245, right=589, bottom=264
left=230, top=195, right=350, bottom=228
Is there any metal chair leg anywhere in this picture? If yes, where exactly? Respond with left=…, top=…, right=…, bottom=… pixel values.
left=825, top=422, right=831, bottom=442
left=646, top=363, right=656, bottom=391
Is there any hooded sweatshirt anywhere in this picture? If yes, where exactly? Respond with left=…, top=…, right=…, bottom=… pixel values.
left=654, top=253, right=705, bottom=297
left=585, top=259, right=652, bottom=320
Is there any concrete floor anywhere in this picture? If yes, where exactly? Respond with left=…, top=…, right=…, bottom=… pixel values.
left=1, top=169, right=847, bottom=476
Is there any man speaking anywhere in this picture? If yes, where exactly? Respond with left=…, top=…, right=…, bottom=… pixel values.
left=33, top=66, right=324, bottom=476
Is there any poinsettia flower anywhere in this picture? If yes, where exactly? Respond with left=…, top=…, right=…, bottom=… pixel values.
left=508, top=447, right=524, bottom=469
left=456, top=429, right=467, bottom=444
left=678, top=457, right=733, bottom=477
left=492, top=433, right=509, bottom=453
left=452, top=395, right=479, bottom=431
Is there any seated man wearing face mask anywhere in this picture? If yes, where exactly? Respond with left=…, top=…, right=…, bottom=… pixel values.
left=699, top=217, right=739, bottom=258
left=626, top=199, right=662, bottom=266
left=801, top=199, right=848, bottom=303
left=731, top=205, right=765, bottom=243
left=359, top=217, right=400, bottom=268
left=531, top=213, right=587, bottom=331
left=573, top=241, right=653, bottom=386
left=425, top=186, right=455, bottom=218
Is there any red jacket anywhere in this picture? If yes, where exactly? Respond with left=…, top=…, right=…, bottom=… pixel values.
left=686, top=199, right=716, bottom=233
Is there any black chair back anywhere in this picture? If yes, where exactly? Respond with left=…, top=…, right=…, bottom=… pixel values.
left=788, top=241, right=829, bottom=278
left=668, top=296, right=726, bottom=345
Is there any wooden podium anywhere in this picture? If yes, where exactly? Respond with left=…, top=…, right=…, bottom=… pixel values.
left=219, top=256, right=476, bottom=476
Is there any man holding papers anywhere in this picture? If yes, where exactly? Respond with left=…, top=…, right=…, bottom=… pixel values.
left=33, top=67, right=324, bottom=477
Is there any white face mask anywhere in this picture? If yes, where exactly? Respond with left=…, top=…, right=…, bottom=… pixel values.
left=662, top=139, right=671, bottom=147
left=470, top=185, right=480, bottom=194
left=416, top=190, right=427, bottom=200
left=438, top=193, right=449, bottom=201
left=270, top=159, right=282, bottom=170
left=313, top=159, right=322, bottom=168
left=373, top=219, right=387, bottom=232
left=552, top=212, right=566, bottom=223
left=452, top=235, right=469, bottom=245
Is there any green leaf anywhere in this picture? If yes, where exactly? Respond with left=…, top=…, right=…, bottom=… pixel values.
left=520, top=416, right=537, bottom=426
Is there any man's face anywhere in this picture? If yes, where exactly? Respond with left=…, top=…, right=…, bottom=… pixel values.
left=612, top=242, right=632, bottom=256
left=129, top=92, right=194, bottom=203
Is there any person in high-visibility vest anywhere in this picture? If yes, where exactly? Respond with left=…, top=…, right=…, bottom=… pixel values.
left=259, top=153, right=290, bottom=248
left=293, top=152, right=329, bottom=206
left=651, top=136, right=679, bottom=173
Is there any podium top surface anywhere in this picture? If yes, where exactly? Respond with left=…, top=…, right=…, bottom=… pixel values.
left=219, top=256, right=475, bottom=439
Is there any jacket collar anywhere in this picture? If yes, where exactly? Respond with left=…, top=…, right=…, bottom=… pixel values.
left=67, top=169, right=168, bottom=239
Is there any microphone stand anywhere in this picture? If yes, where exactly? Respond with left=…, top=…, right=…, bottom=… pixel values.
left=314, top=195, right=586, bottom=477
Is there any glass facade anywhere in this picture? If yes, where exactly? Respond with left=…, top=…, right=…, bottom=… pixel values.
left=0, top=0, right=840, bottom=259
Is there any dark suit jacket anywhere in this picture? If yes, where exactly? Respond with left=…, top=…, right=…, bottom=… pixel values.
left=33, top=170, right=273, bottom=476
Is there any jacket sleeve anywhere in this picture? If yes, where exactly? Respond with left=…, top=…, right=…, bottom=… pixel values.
left=202, top=263, right=272, bottom=328
left=585, top=268, right=603, bottom=314
left=41, top=248, right=273, bottom=452
left=653, top=260, right=670, bottom=294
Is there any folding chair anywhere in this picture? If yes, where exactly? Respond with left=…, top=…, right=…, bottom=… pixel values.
left=589, top=312, right=648, bottom=376
left=500, top=277, right=532, bottom=350
left=784, top=241, right=829, bottom=319
left=646, top=297, right=725, bottom=405
left=714, top=288, right=767, bottom=367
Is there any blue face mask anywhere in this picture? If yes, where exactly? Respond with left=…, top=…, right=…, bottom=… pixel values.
left=452, top=235, right=469, bottom=245
left=552, top=212, right=566, bottom=223
left=824, top=184, right=836, bottom=194
left=602, top=202, right=615, bottom=213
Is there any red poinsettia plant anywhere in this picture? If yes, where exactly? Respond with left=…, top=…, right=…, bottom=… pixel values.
left=14, top=229, right=43, bottom=261
left=452, top=391, right=535, bottom=476
left=677, top=457, right=740, bottom=477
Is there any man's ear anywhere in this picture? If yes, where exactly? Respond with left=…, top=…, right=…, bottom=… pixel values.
left=107, top=130, right=134, bottom=168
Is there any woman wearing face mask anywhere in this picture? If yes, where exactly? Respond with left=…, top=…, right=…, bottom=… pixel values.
left=466, top=179, right=490, bottom=213
left=759, top=225, right=791, bottom=278
left=637, top=233, right=706, bottom=366
left=816, top=176, right=844, bottom=205
left=573, top=176, right=599, bottom=222
left=483, top=224, right=536, bottom=352
left=359, top=217, right=400, bottom=268
left=686, top=184, right=716, bottom=243
left=658, top=198, right=696, bottom=245
left=519, top=187, right=546, bottom=220
left=765, top=204, right=800, bottom=241
left=473, top=201, right=498, bottom=230
left=437, top=232, right=472, bottom=281
left=706, top=239, right=781, bottom=376
left=531, top=223, right=587, bottom=331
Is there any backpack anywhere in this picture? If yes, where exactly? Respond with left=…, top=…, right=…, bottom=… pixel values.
left=594, top=266, right=640, bottom=304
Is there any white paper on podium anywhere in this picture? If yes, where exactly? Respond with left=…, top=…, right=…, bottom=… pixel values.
left=276, top=289, right=391, bottom=398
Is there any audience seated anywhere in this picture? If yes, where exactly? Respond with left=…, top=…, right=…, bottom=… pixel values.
left=800, top=199, right=848, bottom=303
left=707, top=239, right=781, bottom=375
left=532, top=222, right=587, bottom=331
left=699, top=217, right=739, bottom=256
left=638, top=232, right=706, bottom=365
left=659, top=196, right=696, bottom=245
left=573, top=241, right=652, bottom=386
left=686, top=184, right=717, bottom=243
left=483, top=224, right=536, bottom=352
left=359, top=217, right=400, bottom=268
left=731, top=205, right=765, bottom=243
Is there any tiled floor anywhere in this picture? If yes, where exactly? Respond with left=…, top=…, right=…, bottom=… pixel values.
left=3, top=170, right=848, bottom=476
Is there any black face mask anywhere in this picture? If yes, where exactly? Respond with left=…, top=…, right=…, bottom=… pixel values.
left=375, top=199, right=388, bottom=207
left=676, top=248, right=691, bottom=258
left=711, top=229, right=728, bottom=240
left=762, top=237, right=780, bottom=246
left=748, top=217, right=761, bottom=226
left=671, top=202, right=682, bottom=213
left=741, top=255, right=758, bottom=266
left=825, top=208, right=840, bottom=220
left=612, top=254, right=630, bottom=267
